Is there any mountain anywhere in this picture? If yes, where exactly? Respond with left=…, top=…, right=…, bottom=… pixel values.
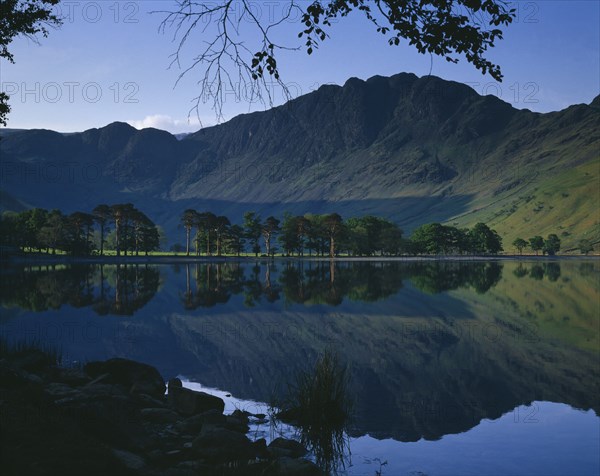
left=1, top=73, right=598, bottom=249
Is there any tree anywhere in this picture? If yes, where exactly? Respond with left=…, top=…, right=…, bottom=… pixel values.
left=445, top=227, right=469, bottom=254
left=410, top=223, right=447, bottom=254
left=196, top=211, right=217, bottom=255
left=379, top=223, right=403, bottom=256
left=279, top=214, right=301, bottom=256
left=24, top=208, right=48, bottom=251
left=130, top=209, right=156, bottom=256
left=512, top=238, right=528, bottom=255
left=181, top=209, right=198, bottom=256
left=323, top=213, right=344, bottom=258
left=543, top=234, right=561, bottom=256
left=468, top=223, right=503, bottom=254
left=345, top=216, right=402, bottom=256
left=213, top=215, right=230, bottom=256
left=305, top=214, right=326, bottom=256
left=227, top=224, right=246, bottom=257
left=243, top=211, right=262, bottom=257
left=0, top=0, right=62, bottom=125
left=345, top=218, right=368, bottom=256
left=66, top=211, right=95, bottom=255
left=295, top=216, right=311, bottom=256
left=110, top=203, right=135, bottom=257
left=159, top=0, right=515, bottom=121
left=0, top=211, right=20, bottom=247
left=262, top=216, right=280, bottom=257
left=37, top=209, right=65, bottom=254
left=92, top=204, right=111, bottom=256
left=139, top=222, right=160, bottom=255
left=529, top=236, right=544, bottom=256
left=578, top=239, right=593, bottom=255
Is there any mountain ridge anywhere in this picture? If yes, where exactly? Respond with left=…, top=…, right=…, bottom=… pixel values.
left=1, top=72, right=598, bottom=249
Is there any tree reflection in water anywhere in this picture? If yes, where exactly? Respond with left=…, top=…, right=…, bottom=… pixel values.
left=512, top=262, right=562, bottom=282
left=0, top=261, right=511, bottom=316
left=178, top=260, right=506, bottom=309
left=0, top=264, right=160, bottom=316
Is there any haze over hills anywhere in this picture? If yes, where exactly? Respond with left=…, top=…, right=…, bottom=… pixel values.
left=1, top=73, right=598, bottom=249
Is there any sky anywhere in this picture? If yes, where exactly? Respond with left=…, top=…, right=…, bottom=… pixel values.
left=1, top=0, right=599, bottom=134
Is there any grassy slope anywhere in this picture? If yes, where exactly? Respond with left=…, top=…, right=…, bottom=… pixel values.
left=452, top=260, right=600, bottom=352
left=448, top=154, right=600, bottom=252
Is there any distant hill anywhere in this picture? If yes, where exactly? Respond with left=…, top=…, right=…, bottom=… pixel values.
left=1, top=73, right=598, bottom=249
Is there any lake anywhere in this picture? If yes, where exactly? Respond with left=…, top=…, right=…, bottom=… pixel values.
left=1, top=259, right=598, bottom=476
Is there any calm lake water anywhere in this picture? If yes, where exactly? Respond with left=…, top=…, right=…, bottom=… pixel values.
left=1, top=259, right=599, bottom=476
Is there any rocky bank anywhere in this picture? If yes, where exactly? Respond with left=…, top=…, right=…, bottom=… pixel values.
left=0, top=350, right=322, bottom=475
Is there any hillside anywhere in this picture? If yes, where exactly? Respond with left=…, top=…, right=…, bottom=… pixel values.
left=0, top=73, right=598, bottom=249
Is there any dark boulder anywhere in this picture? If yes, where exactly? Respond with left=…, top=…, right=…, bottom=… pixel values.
left=84, top=358, right=166, bottom=398
left=268, top=437, right=308, bottom=458
left=174, top=409, right=226, bottom=434
left=191, top=427, right=257, bottom=462
left=168, top=386, right=225, bottom=416
left=140, top=408, right=182, bottom=424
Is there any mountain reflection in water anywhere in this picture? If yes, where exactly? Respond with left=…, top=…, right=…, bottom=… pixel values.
left=0, top=259, right=598, bottom=445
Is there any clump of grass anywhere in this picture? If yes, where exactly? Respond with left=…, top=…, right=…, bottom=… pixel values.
left=274, top=350, right=353, bottom=474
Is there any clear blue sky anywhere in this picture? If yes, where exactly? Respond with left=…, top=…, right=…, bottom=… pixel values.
left=1, top=0, right=598, bottom=133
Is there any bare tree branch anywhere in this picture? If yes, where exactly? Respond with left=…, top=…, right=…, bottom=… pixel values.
left=155, top=0, right=515, bottom=126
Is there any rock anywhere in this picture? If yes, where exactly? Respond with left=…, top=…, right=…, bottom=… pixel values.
left=174, top=409, right=226, bottom=434
left=84, top=358, right=166, bottom=398
left=135, top=392, right=167, bottom=409
left=55, top=393, right=152, bottom=450
left=146, top=449, right=164, bottom=463
left=253, top=438, right=270, bottom=459
left=273, top=456, right=322, bottom=475
left=231, top=409, right=250, bottom=424
left=225, top=415, right=250, bottom=433
left=79, top=382, right=128, bottom=398
left=268, top=438, right=308, bottom=458
left=191, top=427, right=257, bottom=462
left=165, top=449, right=183, bottom=460
left=224, top=409, right=250, bottom=432
left=168, top=386, right=225, bottom=416
left=0, top=362, right=44, bottom=386
left=111, top=449, right=146, bottom=471
left=140, top=408, right=181, bottom=424
left=175, top=461, right=210, bottom=475
left=11, top=349, right=55, bottom=373
left=168, top=378, right=183, bottom=389
left=44, top=382, right=79, bottom=399
left=54, top=367, right=91, bottom=386
left=163, top=468, right=200, bottom=476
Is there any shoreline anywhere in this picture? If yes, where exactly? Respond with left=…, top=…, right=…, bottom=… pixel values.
left=0, top=347, right=321, bottom=476
left=2, top=254, right=598, bottom=266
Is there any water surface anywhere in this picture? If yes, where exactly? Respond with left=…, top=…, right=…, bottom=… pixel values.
left=1, top=259, right=598, bottom=475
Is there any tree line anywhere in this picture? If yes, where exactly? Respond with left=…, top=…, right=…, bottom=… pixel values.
left=0, top=204, right=160, bottom=256
left=511, top=235, right=561, bottom=256
left=179, top=209, right=505, bottom=257
left=7, top=203, right=584, bottom=257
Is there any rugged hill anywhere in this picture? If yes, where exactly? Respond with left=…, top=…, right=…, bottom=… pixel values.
left=1, top=73, right=598, bottom=249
